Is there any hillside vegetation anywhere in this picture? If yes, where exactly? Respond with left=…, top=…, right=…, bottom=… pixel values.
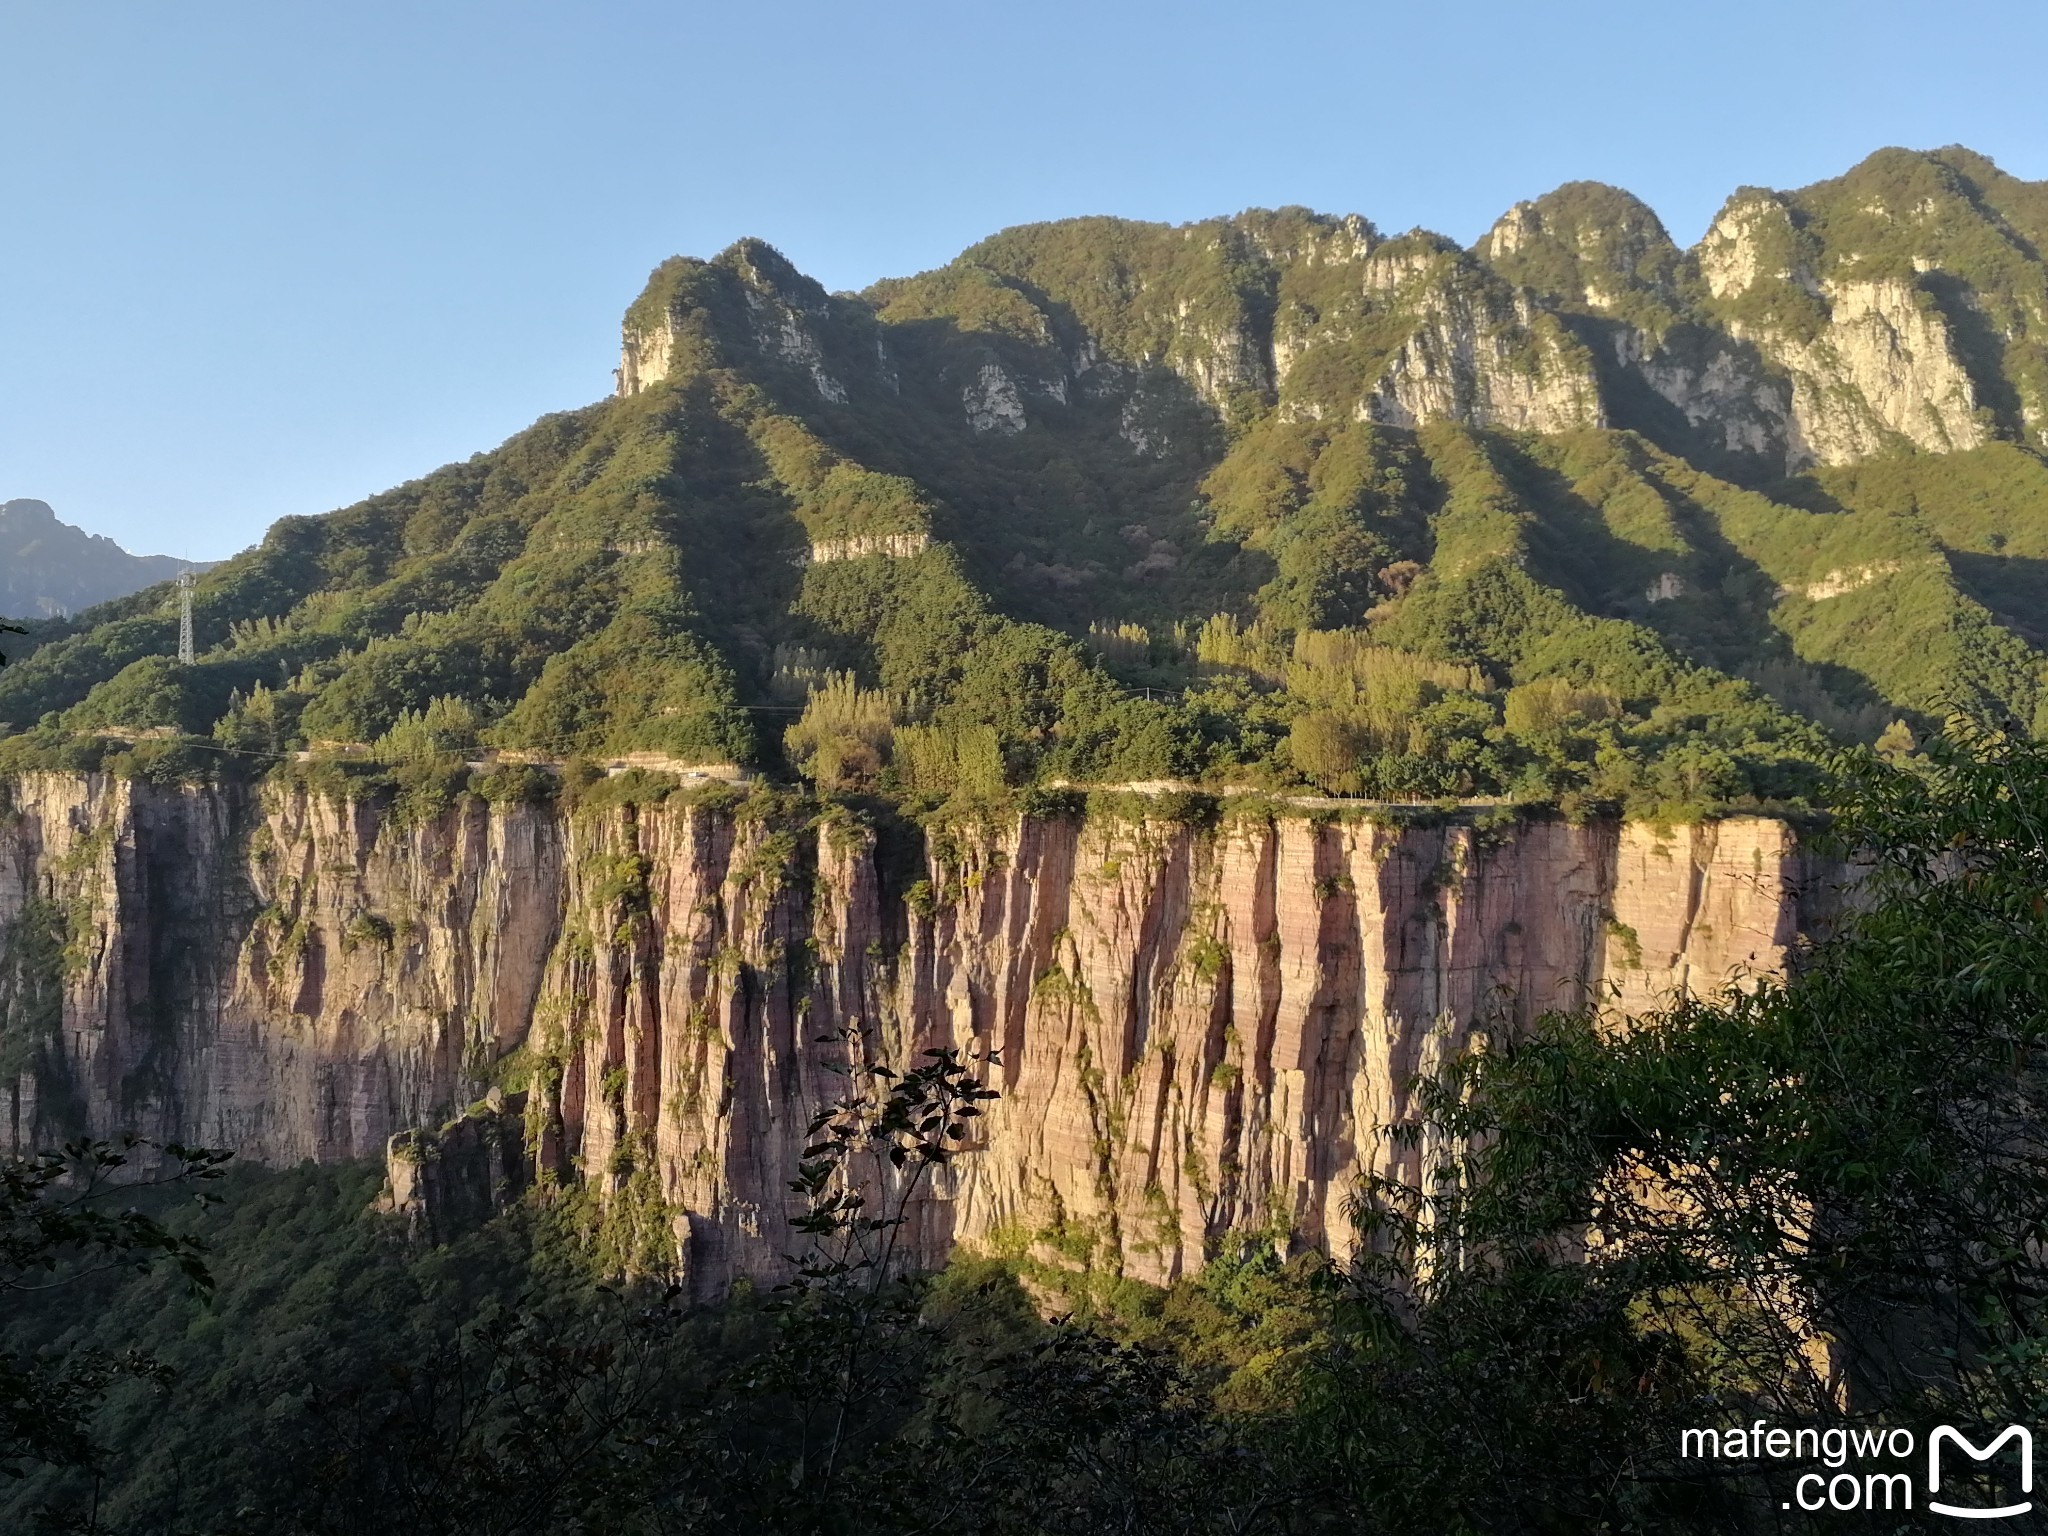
left=4, top=146, right=2047, bottom=817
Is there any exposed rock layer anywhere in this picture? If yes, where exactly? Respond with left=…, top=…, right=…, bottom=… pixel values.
left=0, top=774, right=1832, bottom=1293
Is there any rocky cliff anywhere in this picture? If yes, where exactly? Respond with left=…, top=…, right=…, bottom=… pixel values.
left=0, top=771, right=1832, bottom=1293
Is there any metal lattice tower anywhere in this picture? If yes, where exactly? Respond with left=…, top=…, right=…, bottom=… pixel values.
left=177, top=570, right=195, bottom=664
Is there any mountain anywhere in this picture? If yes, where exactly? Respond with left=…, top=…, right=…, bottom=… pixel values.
left=7, top=142, right=2048, bottom=1531
left=0, top=498, right=203, bottom=619
left=2, top=145, right=2046, bottom=811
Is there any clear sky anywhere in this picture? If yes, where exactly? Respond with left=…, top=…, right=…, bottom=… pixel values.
left=3, top=0, right=2044, bottom=560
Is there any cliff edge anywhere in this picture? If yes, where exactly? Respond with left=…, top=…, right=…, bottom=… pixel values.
left=0, top=772, right=1837, bottom=1293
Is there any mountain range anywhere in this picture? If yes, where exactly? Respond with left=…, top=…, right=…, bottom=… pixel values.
left=0, top=499, right=203, bottom=620
left=3, top=144, right=2046, bottom=814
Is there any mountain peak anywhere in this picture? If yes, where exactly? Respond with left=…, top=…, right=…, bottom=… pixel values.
left=1, top=497, right=60, bottom=526
left=1480, top=182, right=1682, bottom=314
left=716, top=238, right=829, bottom=309
left=0, top=501, right=201, bottom=619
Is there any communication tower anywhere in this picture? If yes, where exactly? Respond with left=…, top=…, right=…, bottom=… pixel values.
left=177, top=571, right=195, bottom=664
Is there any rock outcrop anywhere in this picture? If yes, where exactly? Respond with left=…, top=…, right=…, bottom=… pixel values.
left=0, top=772, right=1834, bottom=1294
left=385, top=1091, right=529, bottom=1245
left=605, top=147, right=2048, bottom=491
left=1689, top=193, right=1984, bottom=465
left=1765, top=276, right=1983, bottom=462
left=1356, top=273, right=1605, bottom=434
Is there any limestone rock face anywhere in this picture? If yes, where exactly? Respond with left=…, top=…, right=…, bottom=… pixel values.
left=962, top=361, right=1027, bottom=434
left=744, top=292, right=849, bottom=404
left=805, top=532, right=931, bottom=565
left=1256, top=230, right=1610, bottom=434
left=1766, top=278, right=1984, bottom=462
left=386, top=1093, right=529, bottom=1245
left=1658, top=193, right=1985, bottom=468
left=1172, top=319, right=1275, bottom=410
left=0, top=773, right=1833, bottom=1294
left=0, top=772, right=563, bottom=1162
left=1462, top=163, right=2021, bottom=474
left=616, top=320, right=677, bottom=397
left=1360, top=281, right=1606, bottom=434
left=1628, top=331, right=1799, bottom=463
left=1696, top=194, right=1807, bottom=303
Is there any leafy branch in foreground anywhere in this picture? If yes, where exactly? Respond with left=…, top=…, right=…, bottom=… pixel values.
left=1, top=1137, right=231, bottom=1477
left=785, top=1032, right=1001, bottom=1283
left=1318, top=727, right=2048, bottom=1531
left=766, top=1032, right=1001, bottom=1497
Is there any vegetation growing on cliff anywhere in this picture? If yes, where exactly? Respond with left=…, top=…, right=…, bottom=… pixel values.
left=11, top=145, right=2048, bottom=1531
left=6, top=729, right=2044, bottom=1532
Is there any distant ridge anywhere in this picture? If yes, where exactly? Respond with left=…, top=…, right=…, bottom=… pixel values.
left=0, top=499, right=204, bottom=618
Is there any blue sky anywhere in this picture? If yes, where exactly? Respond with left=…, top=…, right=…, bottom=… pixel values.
left=3, top=0, right=2043, bottom=560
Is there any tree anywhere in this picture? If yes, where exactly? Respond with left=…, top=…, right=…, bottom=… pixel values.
left=1313, top=726, right=2048, bottom=1529
left=1286, top=711, right=1363, bottom=791
left=765, top=1032, right=1002, bottom=1502
left=783, top=674, right=894, bottom=792
left=1, top=1137, right=229, bottom=1476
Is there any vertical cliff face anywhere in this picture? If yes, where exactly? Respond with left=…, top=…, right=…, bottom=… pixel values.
left=1692, top=194, right=1985, bottom=466
left=0, top=773, right=1829, bottom=1292
left=1355, top=274, right=1606, bottom=434
left=0, top=772, right=565, bottom=1162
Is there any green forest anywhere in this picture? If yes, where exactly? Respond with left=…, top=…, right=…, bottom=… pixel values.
left=5, top=147, right=2048, bottom=824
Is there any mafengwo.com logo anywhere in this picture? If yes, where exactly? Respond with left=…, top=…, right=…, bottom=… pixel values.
left=1680, top=1421, right=2034, bottom=1518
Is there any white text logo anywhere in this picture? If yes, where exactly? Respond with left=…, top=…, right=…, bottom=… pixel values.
left=1929, top=1425, right=2032, bottom=1521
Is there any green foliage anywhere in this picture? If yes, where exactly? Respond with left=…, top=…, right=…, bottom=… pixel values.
left=1, top=1138, right=229, bottom=1479
left=373, top=695, right=481, bottom=761
left=7, top=193, right=2048, bottom=816
left=470, top=759, right=558, bottom=806
left=1320, top=727, right=2048, bottom=1527
left=892, top=722, right=1006, bottom=798
left=783, top=672, right=895, bottom=792
left=0, top=1159, right=593, bottom=1526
